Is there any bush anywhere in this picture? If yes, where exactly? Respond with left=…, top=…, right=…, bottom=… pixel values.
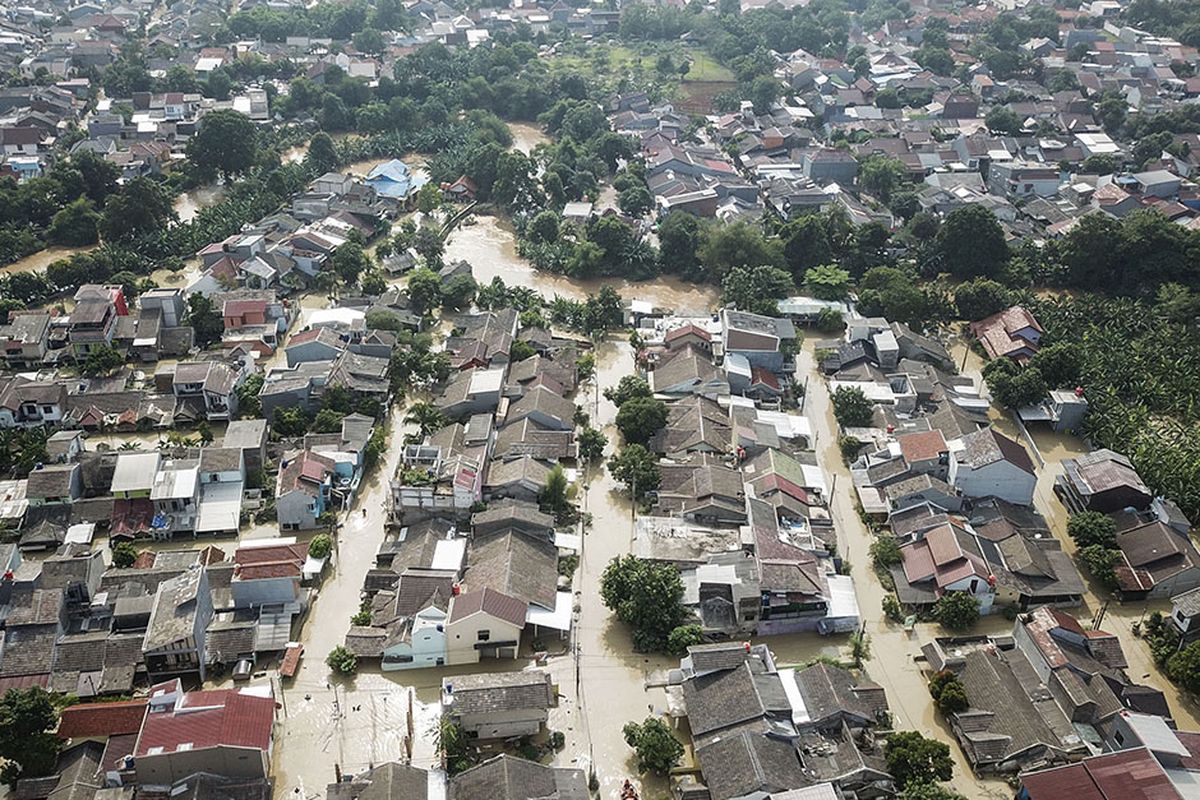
left=326, top=645, right=358, bottom=675
left=667, top=624, right=704, bottom=655
left=1079, top=544, right=1121, bottom=589
left=870, top=535, right=902, bottom=569
left=934, top=592, right=979, bottom=631
left=839, top=435, right=864, bottom=461
left=309, top=533, right=332, bottom=560
left=111, top=541, right=139, bottom=569
left=928, top=671, right=969, bottom=716
left=549, top=731, right=566, bottom=750
left=882, top=595, right=904, bottom=623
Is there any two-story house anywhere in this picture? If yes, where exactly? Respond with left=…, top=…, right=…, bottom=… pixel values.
left=150, top=459, right=200, bottom=537
left=275, top=449, right=336, bottom=531
left=141, top=566, right=213, bottom=681
left=161, top=361, right=239, bottom=422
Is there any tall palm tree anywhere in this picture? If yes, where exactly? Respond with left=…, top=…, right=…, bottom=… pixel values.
left=404, top=401, right=446, bottom=443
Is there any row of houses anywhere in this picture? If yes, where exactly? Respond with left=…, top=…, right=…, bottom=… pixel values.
left=340, top=304, right=584, bottom=669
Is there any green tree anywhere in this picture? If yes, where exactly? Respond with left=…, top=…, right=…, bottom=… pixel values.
left=859, top=155, right=907, bottom=202
left=441, top=274, right=477, bottom=311
left=832, top=386, right=875, bottom=428
left=1027, top=342, right=1081, bottom=388
left=330, top=241, right=370, bottom=285
left=416, top=182, right=441, bottom=214
left=326, top=645, right=358, bottom=675
left=658, top=212, right=703, bottom=279
left=360, top=270, right=387, bottom=296
left=954, top=278, right=1012, bottom=321
left=0, top=687, right=60, bottom=787
left=804, top=264, right=852, bottom=301
left=1079, top=544, right=1120, bottom=589
left=935, top=205, right=1009, bottom=279
left=71, top=150, right=120, bottom=206
left=870, top=535, right=902, bottom=569
left=308, top=132, right=339, bottom=174
left=185, top=293, right=224, bottom=348
left=47, top=198, right=100, bottom=246
left=899, top=782, right=967, bottom=800
left=187, top=109, right=258, bottom=180
left=604, top=375, right=652, bottom=407
left=749, top=74, right=782, bottom=113
left=987, top=364, right=1048, bottom=409
left=984, top=105, right=1023, bottom=135
left=81, top=344, right=125, bottom=377
left=273, top=406, right=309, bottom=437
left=623, top=717, right=684, bottom=774
left=527, top=210, right=560, bottom=245
left=413, top=226, right=444, bottom=267
left=601, top=554, right=687, bottom=652
left=721, top=264, right=793, bottom=316
left=782, top=215, right=833, bottom=276
left=615, top=396, right=668, bottom=445
left=237, top=373, right=264, bottom=418
left=698, top=220, right=783, bottom=279
left=539, top=464, right=572, bottom=522
left=111, top=541, right=139, bottom=568
left=934, top=592, right=980, bottom=631
left=1067, top=511, right=1117, bottom=549
left=885, top=731, right=954, bottom=790
left=608, top=444, right=661, bottom=500
left=1167, top=641, right=1200, bottom=693
left=100, top=177, right=176, bottom=242
left=405, top=267, right=442, bottom=315
left=618, top=185, right=653, bottom=218
left=404, top=401, right=447, bottom=441
left=578, top=426, right=607, bottom=462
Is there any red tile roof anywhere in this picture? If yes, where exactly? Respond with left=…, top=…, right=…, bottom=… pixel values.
left=136, top=689, right=274, bottom=756
left=58, top=700, right=148, bottom=739
left=897, top=430, right=948, bottom=464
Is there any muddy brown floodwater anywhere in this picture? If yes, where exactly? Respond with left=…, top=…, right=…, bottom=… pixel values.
left=443, top=216, right=720, bottom=311
left=508, top=122, right=549, bottom=155
left=0, top=245, right=97, bottom=277
left=174, top=184, right=227, bottom=222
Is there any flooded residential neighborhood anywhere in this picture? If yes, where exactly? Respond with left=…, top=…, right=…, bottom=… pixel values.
left=1, top=1, right=1199, bottom=799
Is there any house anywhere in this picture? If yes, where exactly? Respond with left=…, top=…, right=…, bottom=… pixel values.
left=721, top=309, right=797, bottom=374
left=141, top=566, right=213, bottom=681
left=0, top=313, right=50, bottom=368
left=650, top=345, right=728, bottom=398
left=949, top=427, right=1037, bottom=506
left=441, top=670, right=555, bottom=739
left=365, top=159, right=423, bottom=199
left=503, top=385, right=575, bottom=431
left=969, top=306, right=1044, bottom=362
left=223, top=419, right=268, bottom=474
left=0, top=378, right=68, bottom=427
left=134, top=679, right=274, bottom=784
left=285, top=327, right=346, bottom=366
left=276, top=450, right=336, bottom=531
left=160, top=361, right=239, bottom=422
left=26, top=463, right=83, bottom=506
left=444, top=587, right=527, bottom=665
left=483, top=456, right=551, bottom=503
left=111, top=451, right=161, bottom=499
left=1017, top=747, right=1184, bottom=800
left=1170, top=586, right=1200, bottom=643
left=437, top=368, right=505, bottom=419
left=926, top=640, right=1089, bottom=774
left=149, top=458, right=200, bottom=536
left=895, top=522, right=996, bottom=614
left=1056, top=449, right=1153, bottom=513
left=231, top=540, right=310, bottom=608
left=1113, top=515, right=1200, bottom=599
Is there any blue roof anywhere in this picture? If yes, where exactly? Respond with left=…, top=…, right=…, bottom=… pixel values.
left=365, top=159, right=427, bottom=198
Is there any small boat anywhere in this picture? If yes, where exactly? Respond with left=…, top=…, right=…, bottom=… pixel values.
left=903, top=615, right=917, bottom=634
